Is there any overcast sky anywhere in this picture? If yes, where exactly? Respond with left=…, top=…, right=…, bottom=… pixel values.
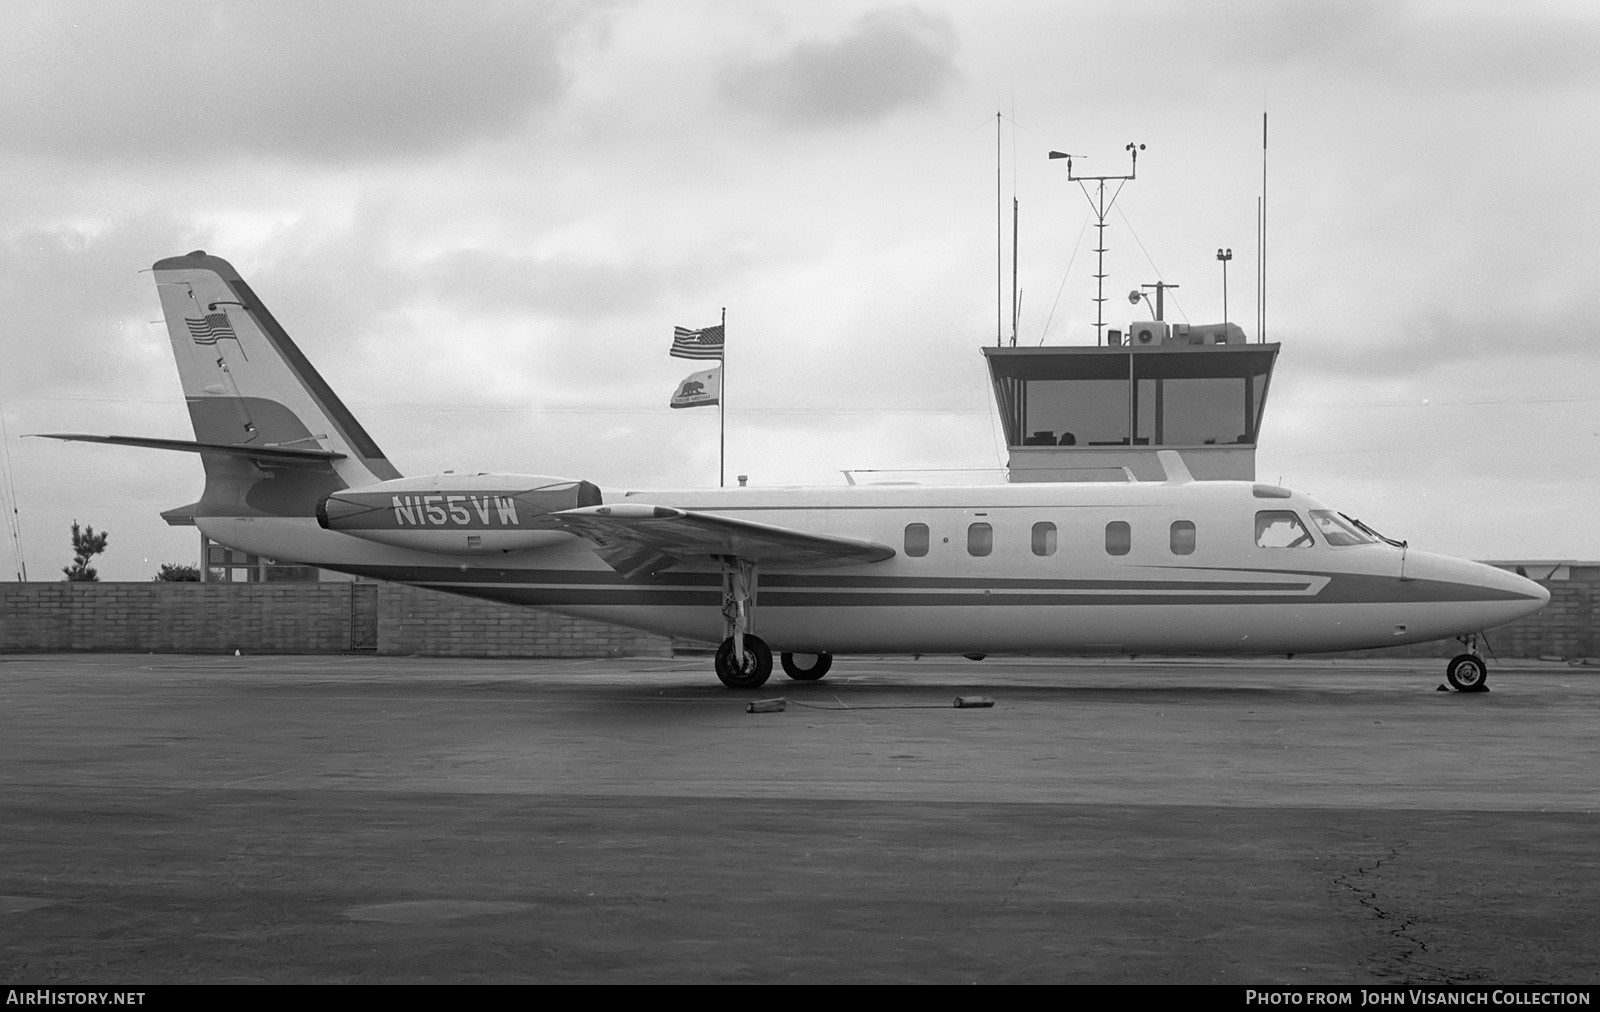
left=2, top=0, right=1597, bottom=581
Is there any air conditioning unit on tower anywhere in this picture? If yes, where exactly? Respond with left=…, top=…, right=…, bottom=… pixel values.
left=1129, top=321, right=1167, bottom=345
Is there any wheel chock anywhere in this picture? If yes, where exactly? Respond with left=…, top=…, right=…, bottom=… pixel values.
left=954, top=695, right=994, bottom=708
left=746, top=698, right=787, bottom=713
left=1436, top=684, right=1450, bottom=692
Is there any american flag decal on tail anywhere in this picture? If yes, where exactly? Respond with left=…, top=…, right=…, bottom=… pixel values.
left=185, top=313, right=240, bottom=347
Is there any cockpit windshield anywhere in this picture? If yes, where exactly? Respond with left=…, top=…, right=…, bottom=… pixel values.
left=1308, top=510, right=1378, bottom=547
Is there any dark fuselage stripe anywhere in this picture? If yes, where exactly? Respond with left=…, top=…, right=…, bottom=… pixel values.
left=346, top=566, right=1531, bottom=607
left=415, top=586, right=1515, bottom=610
left=422, top=586, right=1329, bottom=609
left=343, top=565, right=1311, bottom=593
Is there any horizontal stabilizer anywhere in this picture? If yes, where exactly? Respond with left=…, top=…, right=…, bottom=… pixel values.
left=554, top=503, right=896, bottom=578
left=34, top=433, right=345, bottom=464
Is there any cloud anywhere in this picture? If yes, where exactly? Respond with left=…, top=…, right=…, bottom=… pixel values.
left=990, top=2, right=1600, bottom=114
left=718, top=7, right=958, bottom=128
left=1259, top=3, right=1600, bottom=92
left=0, top=0, right=606, bottom=163
left=422, top=248, right=670, bottom=321
left=0, top=211, right=202, bottom=400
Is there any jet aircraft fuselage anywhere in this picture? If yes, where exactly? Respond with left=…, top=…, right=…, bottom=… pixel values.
left=43, top=252, right=1549, bottom=690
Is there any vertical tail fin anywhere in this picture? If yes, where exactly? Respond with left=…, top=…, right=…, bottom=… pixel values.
left=152, top=250, right=400, bottom=492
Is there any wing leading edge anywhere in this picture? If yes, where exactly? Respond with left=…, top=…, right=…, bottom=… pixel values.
left=554, top=503, right=896, bottom=579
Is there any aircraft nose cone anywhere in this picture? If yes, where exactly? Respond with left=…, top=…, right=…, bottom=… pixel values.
left=1464, top=557, right=1549, bottom=623
left=1484, top=561, right=1549, bottom=610
left=1529, top=575, right=1552, bottom=607
left=1402, top=552, right=1550, bottom=631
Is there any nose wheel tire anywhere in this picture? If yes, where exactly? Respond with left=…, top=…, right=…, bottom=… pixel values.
left=1446, top=653, right=1489, bottom=692
left=781, top=651, right=833, bottom=681
left=715, top=634, right=773, bottom=689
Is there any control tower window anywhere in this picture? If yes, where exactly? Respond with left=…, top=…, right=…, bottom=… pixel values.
left=1025, top=379, right=1129, bottom=446
left=1134, top=357, right=1270, bottom=446
left=987, top=347, right=1276, bottom=450
left=1136, top=377, right=1255, bottom=445
left=904, top=523, right=929, bottom=557
left=1255, top=511, right=1314, bottom=548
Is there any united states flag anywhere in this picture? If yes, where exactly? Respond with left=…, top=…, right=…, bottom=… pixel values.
left=670, top=324, right=724, bottom=360
left=185, top=313, right=239, bottom=347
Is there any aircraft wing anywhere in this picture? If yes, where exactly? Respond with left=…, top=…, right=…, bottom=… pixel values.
left=554, top=503, right=896, bottom=578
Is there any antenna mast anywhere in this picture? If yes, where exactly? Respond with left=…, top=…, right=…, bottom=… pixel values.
left=1049, top=143, right=1143, bottom=345
left=996, top=112, right=1003, bottom=349
left=1010, top=197, right=1019, bottom=347
left=1259, top=112, right=1267, bottom=344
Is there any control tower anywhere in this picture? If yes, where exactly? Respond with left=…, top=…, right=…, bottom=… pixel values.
left=983, top=141, right=1280, bottom=482
left=982, top=319, right=1279, bottom=482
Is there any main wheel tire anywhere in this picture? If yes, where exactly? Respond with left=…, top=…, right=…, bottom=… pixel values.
left=715, top=634, right=773, bottom=689
left=781, top=651, right=833, bottom=681
left=1446, top=653, right=1489, bottom=692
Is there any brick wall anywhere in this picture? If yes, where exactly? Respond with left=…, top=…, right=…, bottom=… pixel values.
left=0, top=582, right=355, bottom=654
left=0, top=582, right=673, bottom=658
left=377, top=584, right=672, bottom=658
left=1, top=578, right=1593, bottom=660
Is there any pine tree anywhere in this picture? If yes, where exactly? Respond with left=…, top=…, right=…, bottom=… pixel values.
left=62, top=521, right=108, bottom=582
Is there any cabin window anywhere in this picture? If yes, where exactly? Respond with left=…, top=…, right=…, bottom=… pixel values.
left=1170, top=520, right=1196, bottom=555
left=1105, top=521, right=1131, bottom=556
left=1307, top=510, right=1377, bottom=546
left=967, top=522, right=993, bottom=557
left=904, top=523, right=929, bottom=557
left=1255, top=511, right=1314, bottom=548
left=1031, top=522, right=1057, bottom=557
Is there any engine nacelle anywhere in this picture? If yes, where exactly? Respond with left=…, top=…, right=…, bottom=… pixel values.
left=317, top=473, right=601, bottom=555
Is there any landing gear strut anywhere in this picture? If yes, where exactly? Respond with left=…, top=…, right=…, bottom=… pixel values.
left=714, top=555, right=771, bottom=689
left=1446, top=635, right=1489, bottom=692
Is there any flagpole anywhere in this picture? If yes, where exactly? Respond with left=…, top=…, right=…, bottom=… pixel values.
left=719, top=306, right=726, bottom=488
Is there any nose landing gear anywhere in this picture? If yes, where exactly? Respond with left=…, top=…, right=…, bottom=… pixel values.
left=1445, top=635, right=1489, bottom=692
left=1446, top=653, right=1488, bottom=691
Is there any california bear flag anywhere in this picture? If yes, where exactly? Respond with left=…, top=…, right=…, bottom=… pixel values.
left=670, top=366, right=721, bottom=409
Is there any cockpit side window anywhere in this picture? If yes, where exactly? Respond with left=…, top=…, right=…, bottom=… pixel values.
left=1308, top=510, right=1377, bottom=546
left=1255, top=510, right=1315, bottom=548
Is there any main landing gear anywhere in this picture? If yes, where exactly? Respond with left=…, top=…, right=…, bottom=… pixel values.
left=710, top=555, right=835, bottom=689
left=715, top=634, right=772, bottom=689
left=1445, top=635, right=1489, bottom=692
left=714, top=555, right=771, bottom=689
left=780, top=651, right=833, bottom=681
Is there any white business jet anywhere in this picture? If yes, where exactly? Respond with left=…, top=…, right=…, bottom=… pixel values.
left=43, top=252, right=1548, bottom=691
